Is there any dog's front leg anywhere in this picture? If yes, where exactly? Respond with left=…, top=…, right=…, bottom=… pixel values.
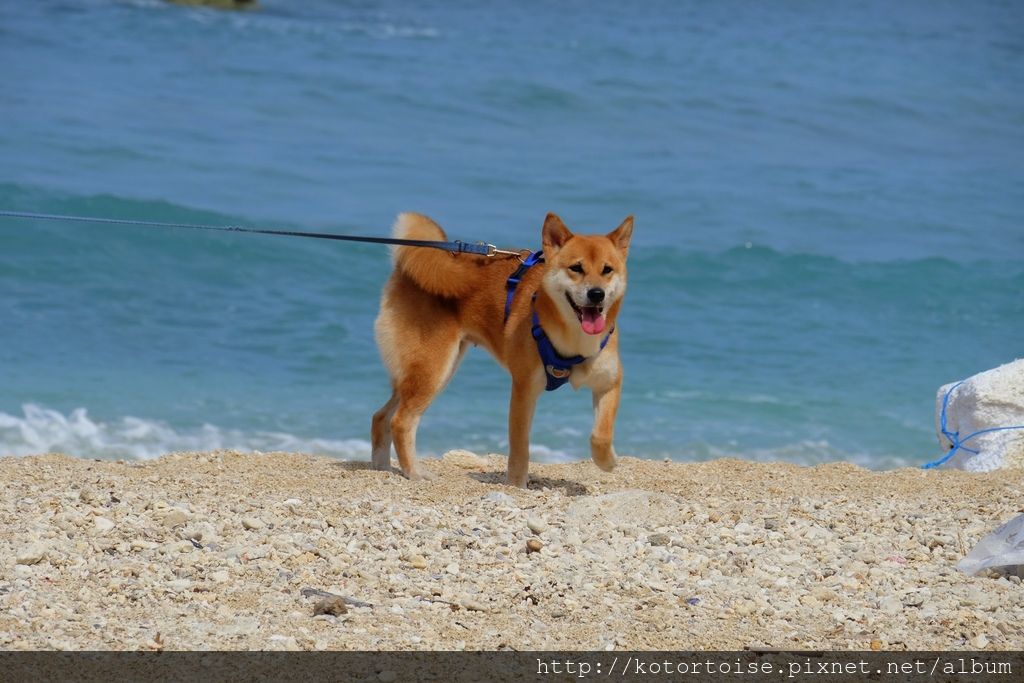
left=590, top=380, right=621, bottom=472
left=507, top=376, right=544, bottom=488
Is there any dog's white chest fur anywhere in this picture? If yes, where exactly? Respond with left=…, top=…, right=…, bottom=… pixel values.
left=570, top=345, right=620, bottom=391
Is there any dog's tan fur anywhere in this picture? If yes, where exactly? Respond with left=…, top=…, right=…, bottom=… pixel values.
left=372, top=212, right=633, bottom=487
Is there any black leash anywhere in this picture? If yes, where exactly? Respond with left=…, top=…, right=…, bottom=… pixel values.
left=0, top=210, right=526, bottom=257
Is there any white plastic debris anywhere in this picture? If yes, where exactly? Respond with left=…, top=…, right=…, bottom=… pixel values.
left=957, top=514, right=1024, bottom=577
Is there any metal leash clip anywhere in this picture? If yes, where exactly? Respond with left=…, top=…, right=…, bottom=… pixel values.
left=486, top=243, right=532, bottom=260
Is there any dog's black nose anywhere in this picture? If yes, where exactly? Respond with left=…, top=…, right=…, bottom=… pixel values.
left=587, top=287, right=605, bottom=304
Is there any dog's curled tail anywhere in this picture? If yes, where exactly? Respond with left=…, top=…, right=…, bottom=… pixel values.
left=392, top=212, right=481, bottom=298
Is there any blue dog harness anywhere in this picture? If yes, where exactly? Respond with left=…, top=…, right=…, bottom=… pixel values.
left=503, top=250, right=613, bottom=391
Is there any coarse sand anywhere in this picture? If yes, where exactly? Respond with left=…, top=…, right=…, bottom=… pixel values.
left=1, top=450, right=1022, bottom=651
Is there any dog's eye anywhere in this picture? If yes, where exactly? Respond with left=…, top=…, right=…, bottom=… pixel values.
left=601, top=265, right=613, bottom=275
left=568, top=263, right=584, bottom=274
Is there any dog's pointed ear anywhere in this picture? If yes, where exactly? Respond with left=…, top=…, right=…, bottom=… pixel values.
left=542, top=212, right=573, bottom=254
left=606, top=215, right=634, bottom=258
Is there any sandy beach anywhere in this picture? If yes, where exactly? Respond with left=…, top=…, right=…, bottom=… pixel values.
left=1, top=450, right=1022, bottom=651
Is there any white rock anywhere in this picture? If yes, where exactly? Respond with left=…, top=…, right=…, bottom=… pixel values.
left=242, top=517, right=265, bottom=531
left=93, top=517, right=115, bottom=534
left=483, top=491, right=515, bottom=506
left=209, top=570, right=230, bottom=583
left=442, top=449, right=489, bottom=469
left=167, top=579, right=192, bottom=592
left=227, top=618, right=259, bottom=635
left=879, top=596, right=903, bottom=615
left=162, top=509, right=190, bottom=528
left=527, top=515, right=549, bottom=535
left=565, top=491, right=685, bottom=532
left=268, top=635, right=301, bottom=651
left=935, top=359, right=1024, bottom=470
left=16, top=545, right=46, bottom=566
left=461, top=598, right=488, bottom=612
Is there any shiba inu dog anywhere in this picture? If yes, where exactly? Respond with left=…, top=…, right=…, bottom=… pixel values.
left=371, top=212, right=633, bottom=487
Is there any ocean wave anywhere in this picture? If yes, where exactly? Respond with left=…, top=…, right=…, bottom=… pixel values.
left=644, top=389, right=791, bottom=406
left=4, top=182, right=1021, bottom=273
left=0, top=404, right=586, bottom=465
left=164, top=1, right=441, bottom=43
left=0, top=404, right=934, bottom=471
left=522, top=443, right=575, bottom=463
left=0, top=182, right=257, bottom=231
left=0, top=404, right=372, bottom=461
left=338, top=22, right=440, bottom=40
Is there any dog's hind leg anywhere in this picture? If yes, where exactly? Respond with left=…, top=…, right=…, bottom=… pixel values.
left=389, top=330, right=464, bottom=481
left=370, top=388, right=399, bottom=470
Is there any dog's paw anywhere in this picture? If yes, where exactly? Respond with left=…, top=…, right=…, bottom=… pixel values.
left=370, top=455, right=393, bottom=471
left=404, top=466, right=438, bottom=482
left=506, top=472, right=529, bottom=489
left=590, top=438, right=617, bottom=472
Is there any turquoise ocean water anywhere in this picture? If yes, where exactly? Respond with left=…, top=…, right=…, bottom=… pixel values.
left=1, top=0, right=1022, bottom=468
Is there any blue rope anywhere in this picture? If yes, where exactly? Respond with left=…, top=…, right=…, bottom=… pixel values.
left=922, top=380, right=1024, bottom=469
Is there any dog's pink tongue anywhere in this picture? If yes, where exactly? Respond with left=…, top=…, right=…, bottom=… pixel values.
left=581, top=308, right=606, bottom=335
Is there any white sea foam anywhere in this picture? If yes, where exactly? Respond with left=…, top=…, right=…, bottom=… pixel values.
left=490, top=436, right=575, bottom=463
left=526, top=443, right=576, bottom=463
left=0, top=404, right=371, bottom=461
left=0, top=405, right=911, bottom=469
left=178, top=7, right=441, bottom=43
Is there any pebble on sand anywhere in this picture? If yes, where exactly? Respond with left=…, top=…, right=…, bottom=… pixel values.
left=93, top=517, right=115, bottom=534
left=313, top=597, right=348, bottom=617
left=241, top=516, right=265, bottom=531
left=16, top=545, right=47, bottom=566
left=527, top=515, right=549, bottom=535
